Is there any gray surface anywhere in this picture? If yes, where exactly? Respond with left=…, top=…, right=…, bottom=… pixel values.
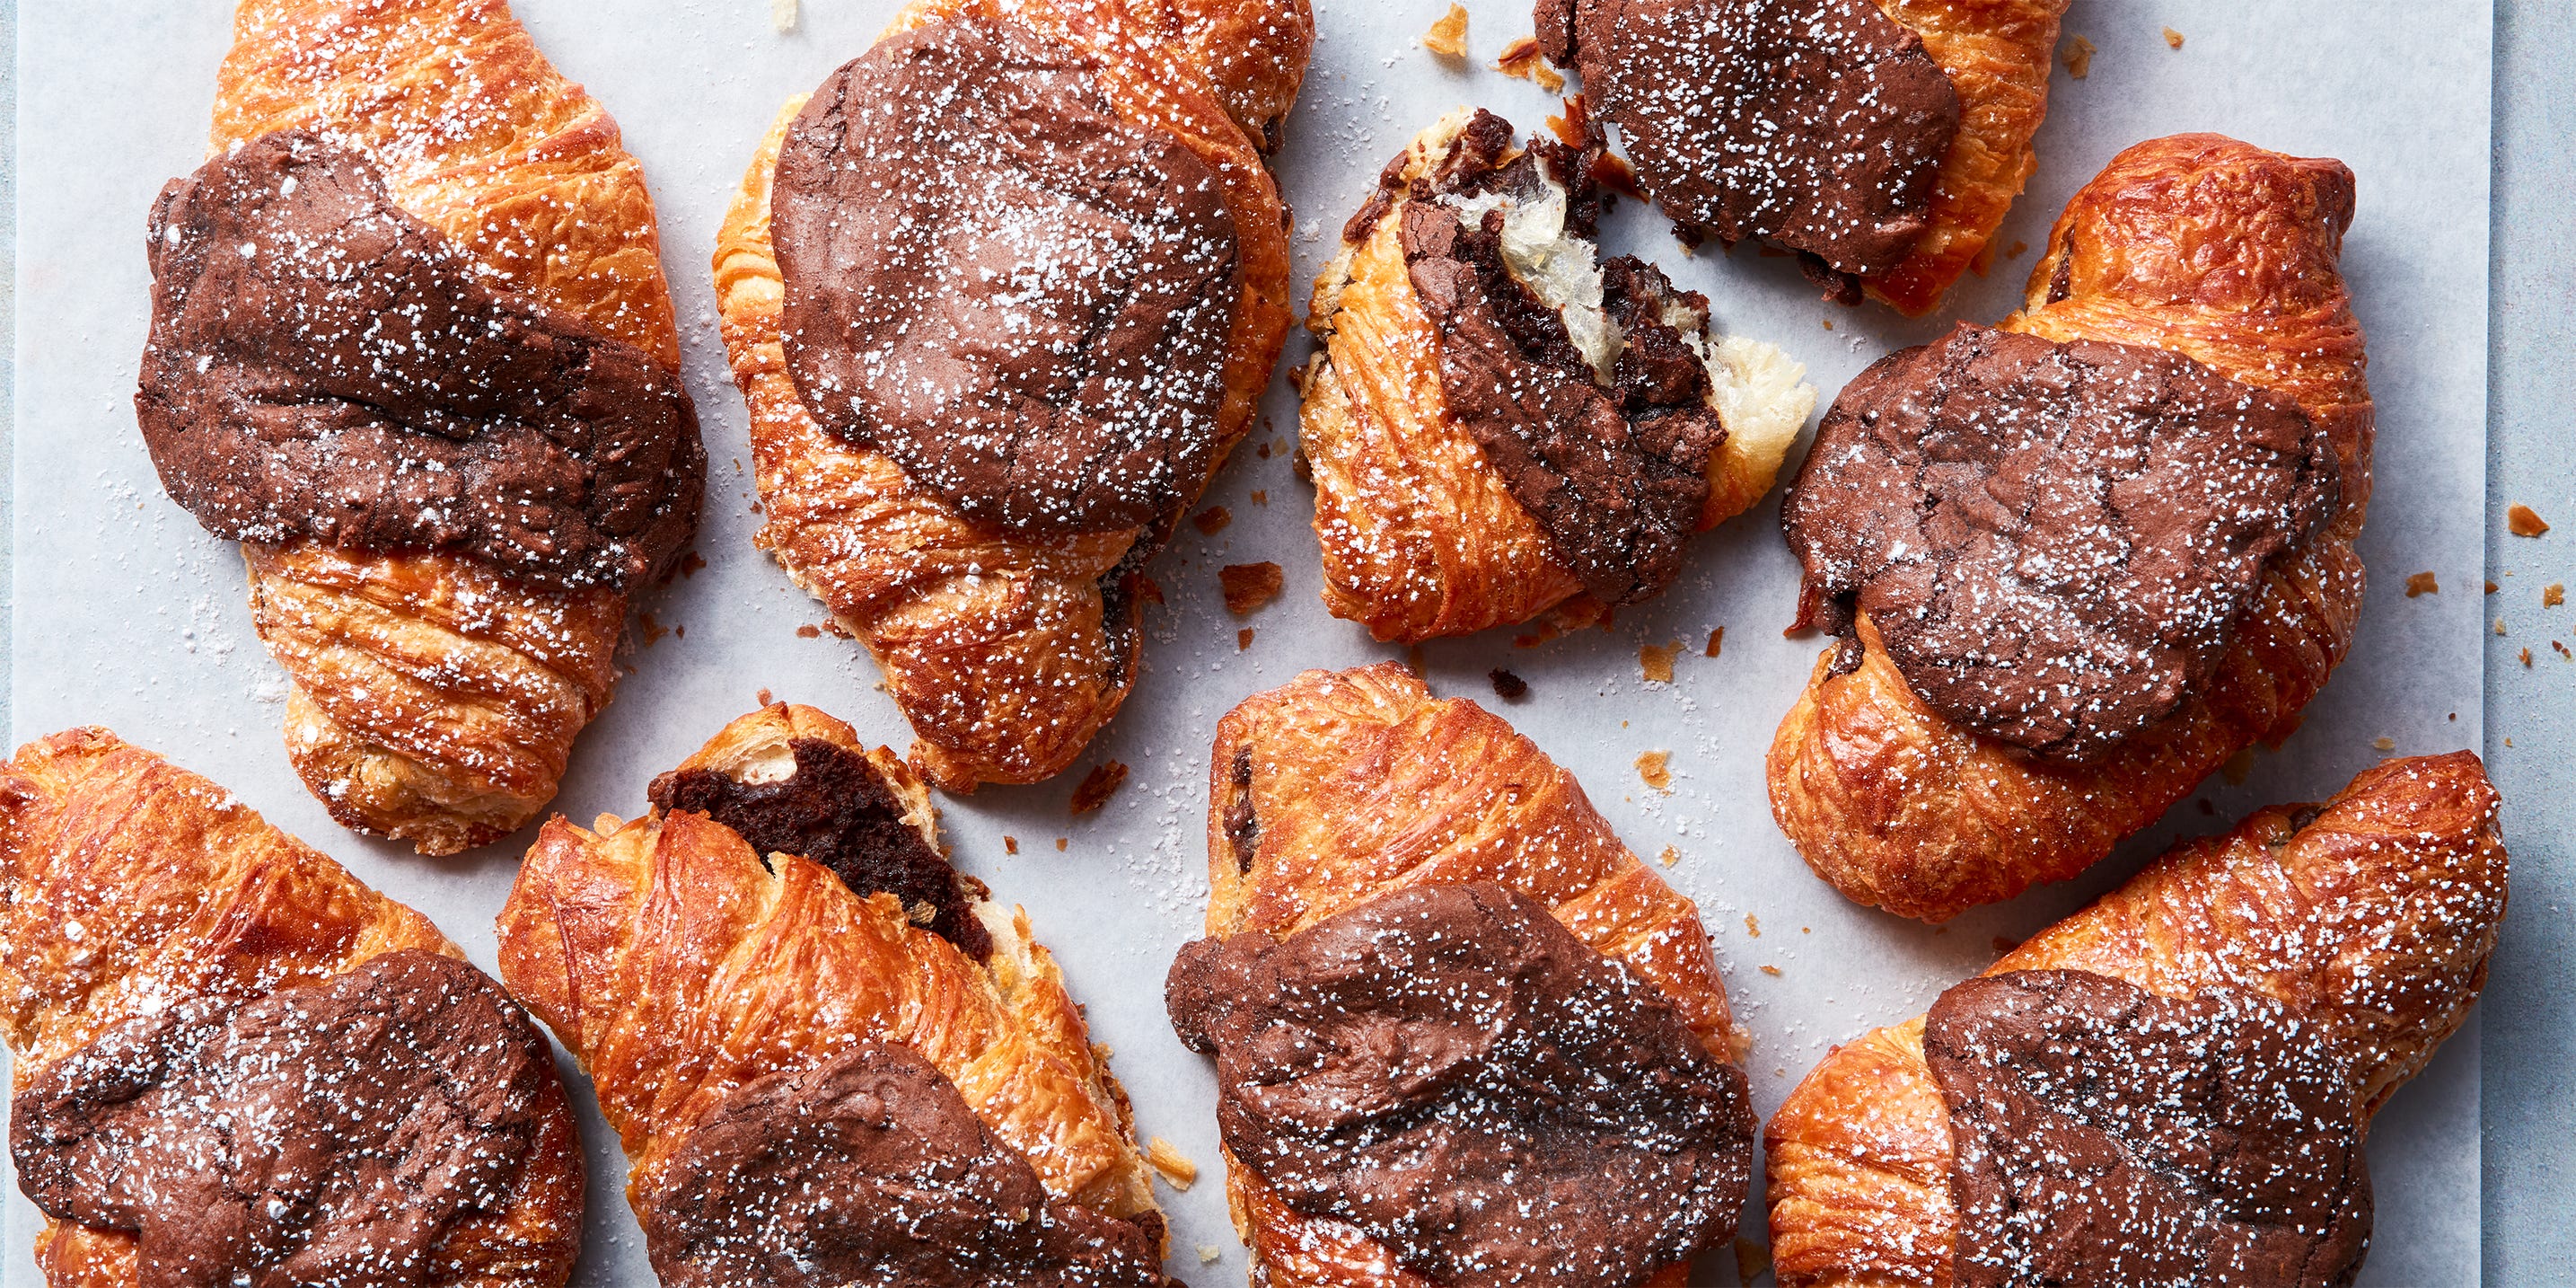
left=2482, top=2, right=2576, bottom=1280
left=0, top=0, right=2563, bottom=1279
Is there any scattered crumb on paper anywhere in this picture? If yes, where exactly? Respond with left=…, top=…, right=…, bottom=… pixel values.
left=1704, top=626, right=1725, bottom=657
left=1635, top=749, right=1672, bottom=791
left=1070, top=761, right=1129, bottom=815
left=1490, top=668, right=1528, bottom=700
left=1658, top=845, right=1679, bottom=868
left=1146, top=1137, right=1198, bottom=1189
left=771, top=0, right=797, bottom=33
left=2545, top=583, right=2565, bottom=607
left=2509, top=503, right=2550, bottom=535
left=1191, top=506, right=1231, bottom=535
left=2374, top=736, right=2396, bottom=751
left=1237, top=628, right=1256, bottom=650
left=1494, top=36, right=1565, bottom=91
left=2163, top=26, right=2185, bottom=49
left=2064, top=34, right=2096, bottom=77
left=1422, top=4, right=1469, bottom=58
left=1220, top=562, right=1283, bottom=614
left=2405, top=571, right=2439, bottom=597
left=1640, top=640, right=1681, bottom=683
left=1744, top=913, right=1761, bottom=937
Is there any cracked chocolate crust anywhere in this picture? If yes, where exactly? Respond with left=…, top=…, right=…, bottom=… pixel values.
left=136, top=129, right=704, bottom=592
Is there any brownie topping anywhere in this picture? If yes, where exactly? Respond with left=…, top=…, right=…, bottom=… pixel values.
left=1782, top=325, right=2337, bottom=762
left=651, top=737, right=990, bottom=959
left=1537, top=0, right=1960, bottom=278
left=1165, top=881, right=1754, bottom=1288
left=772, top=13, right=1243, bottom=539
left=1926, top=970, right=2371, bottom=1288
left=638, top=1040, right=1174, bottom=1288
left=10, top=949, right=561, bottom=1288
left=1397, top=113, right=1728, bottom=606
left=136, top=129, right=703, bottom=591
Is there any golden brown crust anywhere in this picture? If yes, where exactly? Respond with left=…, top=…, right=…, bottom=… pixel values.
left=714, top=0, right=1311, bottom=791
left=1200, top=663, right=1738, bottom=1285
left=1300, top=117, right=1812, bottom=642
left=207, top=0, right=690, bottom=852
left=1763, top=752, right=2505, bottom=1288
left=1768, top=134, right=2371, bottom=922
left=1866, top=0, right=2071, bottom=315
left=494, top=704, right=1161, bottom=1236
left=0, top=728, right=585, bottom=1287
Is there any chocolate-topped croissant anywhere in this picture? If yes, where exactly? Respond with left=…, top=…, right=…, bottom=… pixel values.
left=1534, top=0, right=2070, bottom=313
left=712, top=0, right=1313, bottom=790
left=133, top=0, right=705, bottom=855
left=496, top=703, right=1172, bottom=1284
left=1764, top=752, right=2506, bottom=1286
left=1301, top=108, right=1816, bottom=641
left=1169, top=663, right=1756, bottom=1286
left=0, top=728, right=585, bottom=1286
left=1769, top=134, right=2372, bottom=922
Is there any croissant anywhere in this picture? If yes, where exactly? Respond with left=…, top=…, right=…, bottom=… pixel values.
left=711, top=0, right=1312, bottom=791
left=1768, top=133, right=2372, bottom=922
left=1763, top=751, right=2506, bottom=1286
left=1300, top=107, right=1816, bottom=641
left=0, top=728, right=585, bottom=1286
left=143, top=0, right=703, bottom=855
left=1178, top=662, right=1754, bottom=1287
left=1534, top=0, right=2069, bottom=314
left=495, top=703, right=1168, bottom=1281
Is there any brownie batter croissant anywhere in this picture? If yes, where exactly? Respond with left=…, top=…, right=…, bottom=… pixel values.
left=0, top=728, right=585, bottom=1287
left=1764, top=752, right=2507, bottom=1287
left=713, top=0, right=1312, bottom=790
left=1769, top=134, right=2372, bottom=922
left=1170, top=663, right=1756, bottom=1286
left=134, top=0, right=705, bottom=855
left=496, top=704, right=1172, bottom=1285
left=1302, top=108, right=1816, bottom=641
left=1534, top=0, right=2070, bottom=313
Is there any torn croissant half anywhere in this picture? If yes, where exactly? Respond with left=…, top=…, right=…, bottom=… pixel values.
left=0, top=728, right=585, bottom=1287
left=138, top=0, right=706, bottom=856
left=496, top=703, right=1172, bottom=1284
left=1302, top=106, right=1815, bottom=642
left=1176, top=663, right=1755, bottom=1287
left=1765, top=752, right=2506, bottom=1287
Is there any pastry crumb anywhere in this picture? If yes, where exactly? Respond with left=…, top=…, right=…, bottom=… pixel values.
left=1198, top=1246, right=1225, bottom=1265
left=2546, top=583, right=2565, bottom=607
left=1069, top=762, right=1129, bottom=815
left=755, top=688, right=775, bottom=707
left=1640, top=640, right=1681, bottom=683
left=1704, top=626, right=1725, bottom=657
left=2497, top=617, right=2510, bottom=636
left=2520, top=647, right=2534, bottom=667
left=639, top=613, right=669, bottom=647
left=1219, top=562, right=1284, bottom=614
left=795, top=623, right=821, bottom=639
left=2374, top=736, right=2396, bottom=751
left=1658, top=845, right=1680, bottom=868
left=2008, top=239, right=2029, bottom=259
left=2220, top=747, right=2255, bottom=784
left=1255, top=441, right=1272, bottom=459
left=2509, top=503, right=2551, bottom=535
left=1237, top=628, right=1256, bottom=650
left=1493, top=36, right=1566, bottom=91
left=1004, top=835, right=1018, bottom=854
left=2405, top=571, right=2439, bottom=597
left=2163, top=26, right=2185, bottom=49
left=1744, top=913, right=1760, bottom=937
left=1422, top=4, right=1469, bottom=58
left=1992, top=936, right=2020, bottom=955
left=2557, top=640, right=2573, bottom=660
left=1758, top=965, right=1781, bottom=977
left=1055, top=837, right=1068, bottom=851
left=1634, top=750, right=1672, bottom=792
left=1734, top=1239, right=1772, bottom=1281
left=2488, top=580, right=2501, bottom=594
left=1191, top=505, right=1232, bottom=535
left=2064, top=34, right=2096, bottom=77
left=771, top=0, right=797, bottom=33
left=1489, top=667, right=1529, bottom=700
left=1146, top=1136, right=1199, bottom=1189
left=1251, top=490, right=1268, bottom=506
left=680, top=551, right=707, bottom=578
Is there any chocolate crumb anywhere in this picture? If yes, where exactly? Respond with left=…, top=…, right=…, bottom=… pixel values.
left=1489, top=667, right=1531, bottom=700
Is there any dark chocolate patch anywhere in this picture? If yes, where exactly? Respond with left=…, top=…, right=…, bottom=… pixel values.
left=772, top=13, right=1243, bottom=539
left=639, top=1040, right=1174, bottom=1288
left=136, top=129, right=704, bottom=591
left=1781, top=324, right=2337, bottom=762
left=1925, top=970, right=2371, bottom=1288
left=1221, top=744, right=1260, bottom=876
left=1396, top=115, right=1726, bottom=607
left=10, top=949, right=563, bottom=1287
left=1165, top=881, right=1754, bottom=1288
left=1543, top=0, right=1961, bottom=277
left=651, top=737, right=989, bottom=959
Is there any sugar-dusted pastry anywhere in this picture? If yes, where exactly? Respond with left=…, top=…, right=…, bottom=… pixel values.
left=1534, top=0, right=2070, bottom=314
left=496, top=704, right=1172, bottom=1284
left=1765, top=752, right=2506, bottom=1286
left=1168, top=663, right=1755, bottom=1286
left=1769, top=133, right=2371, bottom=922
left=1301, top=108, right=1815, bottom=641
left=712, top=0, right=1313, bottom=791
left=134, top=0, right=705, bottom=855
left=0, top=728, right=585, bottom=1286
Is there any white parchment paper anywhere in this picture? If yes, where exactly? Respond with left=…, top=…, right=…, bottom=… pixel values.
left=8, top=1, right=2492, bottom=1283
